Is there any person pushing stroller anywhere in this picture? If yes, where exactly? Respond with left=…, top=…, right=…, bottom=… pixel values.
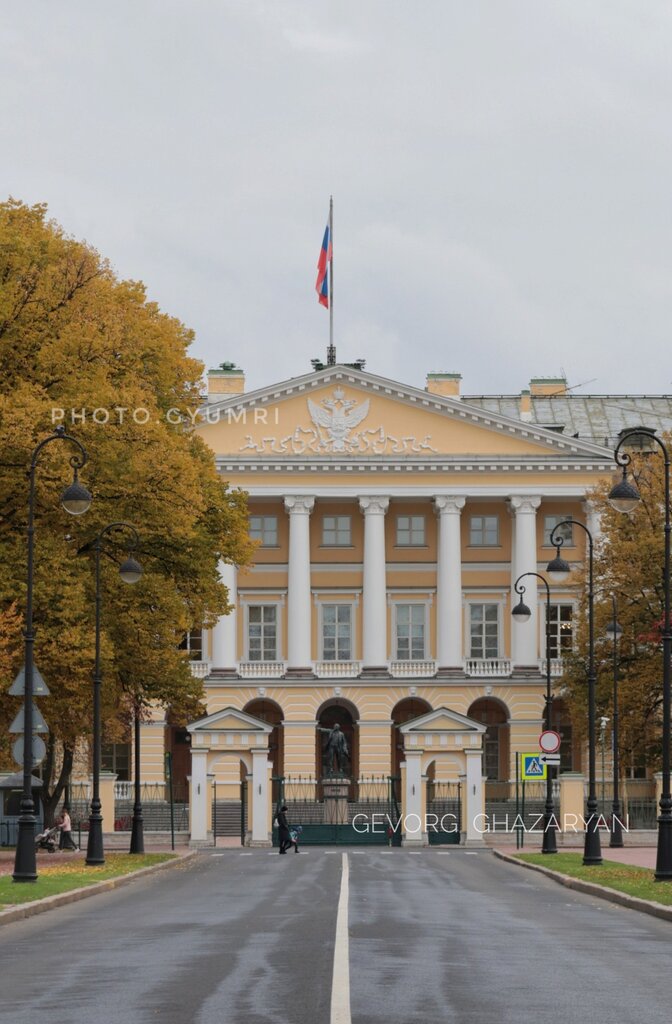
left=276, top=804, right=300, bottom=853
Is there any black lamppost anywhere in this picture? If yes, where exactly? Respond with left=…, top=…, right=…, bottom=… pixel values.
left=546, top=519, right=602, bottom=865
left=13, top=426, right=92, bottom=883
left=129, top=701, right=144, bottom=855
left=606, top=595, right=624, bottom=848
left=86, top=524, right=143, bottom=866
left=609, top=432, right=672, bottom=880
left=512, top=572, right=557, bottom=854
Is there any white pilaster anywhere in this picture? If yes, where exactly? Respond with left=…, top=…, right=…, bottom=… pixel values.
left=463, top=748, right=486, bottom=846
left=403, top=750, right=426, bottom=847
left=510, top=495, right=541, bottom=667
left=251, top=749, right=272, bottom=846
left=359, top=496, right=390, bottom=670
left=212, top=561, right=237, bottom=671
left=434, top=496, right=465, bottom=670
left=284, top=496, right=315, bottom=672
left=190, top=749, right=209, bottom=844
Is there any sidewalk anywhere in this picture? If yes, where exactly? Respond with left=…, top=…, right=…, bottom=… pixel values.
left=490, top=841, right=657, bottom=870
left=0, top=842, right=187, bottom=876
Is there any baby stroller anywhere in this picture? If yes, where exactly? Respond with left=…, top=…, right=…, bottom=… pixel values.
left=289, top=825, right=303, bottom=852
left=35, top=825, right=60, bottom=854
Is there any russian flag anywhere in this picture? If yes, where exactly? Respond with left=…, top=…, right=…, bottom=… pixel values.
left=315, top=223, right=331, bottom=308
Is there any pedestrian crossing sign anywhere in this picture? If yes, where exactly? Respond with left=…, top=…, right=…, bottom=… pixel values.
left=521, top=753, right=547, bottom=780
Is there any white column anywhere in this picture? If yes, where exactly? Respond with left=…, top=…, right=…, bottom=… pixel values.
left=359, top=496, right=390, bottom=671
left=510, top=496, right=541, bottom=668
left=212, top=560, right=237, bottom=672
left=463, top=748, right=486, bottom=847
left=189, top=749, right=209, bottom=844
left=434, top=496, right=465, bottom=670
left=403, top=750, right=425, bottom=847
left=284, top=496, right=315, bottom=672
left=583, top=499, right=602, bottom=545
left=251, top=749, right=272, bottom=846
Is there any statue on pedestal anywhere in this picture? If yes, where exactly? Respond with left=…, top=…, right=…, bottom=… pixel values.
left=318, top=723, right=350, bottom=776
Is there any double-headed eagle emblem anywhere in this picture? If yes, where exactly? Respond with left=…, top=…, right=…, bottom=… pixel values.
left=307, top=388, right=370, bottom=451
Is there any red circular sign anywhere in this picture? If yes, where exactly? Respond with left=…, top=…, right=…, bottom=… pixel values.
left=539, top=730, right=562, bottom=753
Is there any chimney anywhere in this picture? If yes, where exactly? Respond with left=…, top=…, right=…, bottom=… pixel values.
left=426, top=372, right=461, bottom=398
left=529, top=377, right=568, bottom=397
left=519, top=389, right=532, bottom=421
left=207, top=362, right=245, bottom=403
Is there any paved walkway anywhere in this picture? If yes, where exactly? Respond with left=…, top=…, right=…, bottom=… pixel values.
left=1, top=848, right=672, bottom=1023
left=490, top=841, right=658, bottom=869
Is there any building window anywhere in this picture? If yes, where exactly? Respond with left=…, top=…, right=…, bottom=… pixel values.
left=322, top=515, right=351, bottom=546
left=179, top=630, right=203, bottom=661
left=469, top=515, right=499, bottom=546
left=102, top=741, right=130, bottom=781
left=249, top=515, right=278, bottom=546
left=546, top=605, right=573, bottom=659
left=395, top=604, right=426, bottom=660
left=469, top=604, right=499, bottom=659
left=396, top=515, right=426, bottom=546
left=247, top=605, right=278, bottom=661
left=321, top=604, right=352, bottom=661
left=544, top=514, right=573, bottom=547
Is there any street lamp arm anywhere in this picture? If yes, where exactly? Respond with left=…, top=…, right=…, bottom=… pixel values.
left=614, top=429, right=670, bottom=470
left=94, top=521, right=141, bottom=551
left=514, top=571, right=550, bottom=602
left=549, top=518, right=593, bottom=561
left=29, top=424, right=89, bottom=473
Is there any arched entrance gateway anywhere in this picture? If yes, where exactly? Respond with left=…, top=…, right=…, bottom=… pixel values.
left=467, top=698, right=510, bottom=799
left=391, top=698, right=433, bottom=799
left=243, top=699, right=284, bottom=778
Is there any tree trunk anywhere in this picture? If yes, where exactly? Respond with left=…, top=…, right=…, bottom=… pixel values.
left=39, top=735, right=74, bottom=828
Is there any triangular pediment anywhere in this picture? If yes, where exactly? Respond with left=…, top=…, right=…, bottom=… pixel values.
left=187, top=707, right=272, bottom=734
left=196, top=366, right=611, bottom=462
left=399, top=707, right=486, bottom=735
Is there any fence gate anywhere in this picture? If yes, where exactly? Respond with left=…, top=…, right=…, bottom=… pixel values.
left=272, top=776, right=401, bottom=845
left=426, top=780, right=461, bottom=845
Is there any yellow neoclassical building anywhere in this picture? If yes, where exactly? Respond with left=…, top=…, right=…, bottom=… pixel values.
left=127, top=362, right=671, bottom=846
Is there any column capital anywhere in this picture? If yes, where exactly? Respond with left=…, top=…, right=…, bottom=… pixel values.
left=509, top=495, right=541, bottom=514
left=434, top=495, right=466, bottom=515
left=358, top=496, right=389, bottom=515
left=284, top=496, right=315, bottom=514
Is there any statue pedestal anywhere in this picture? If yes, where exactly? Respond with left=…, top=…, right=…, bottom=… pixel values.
left=322, top=776, right=350, bottom=824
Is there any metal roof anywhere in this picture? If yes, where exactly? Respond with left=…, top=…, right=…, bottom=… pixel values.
left=462, top=395, right=672, bottom=446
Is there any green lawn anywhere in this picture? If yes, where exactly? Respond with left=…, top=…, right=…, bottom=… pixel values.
left=0, top=853, right=175, bottom=908
left=516, top=852, right=672, bottom=906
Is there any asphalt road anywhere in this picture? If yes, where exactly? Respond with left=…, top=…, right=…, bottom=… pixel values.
left=0, top=849, right=671, bottom=1024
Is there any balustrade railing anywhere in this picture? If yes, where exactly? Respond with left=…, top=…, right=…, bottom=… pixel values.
left=463, top=658, right=513, bottom=677
left=314, top=660, right=362, bottom=678
left=238, top=661, right=287, bottom=678
left=388, top=660, right=437, bottom=678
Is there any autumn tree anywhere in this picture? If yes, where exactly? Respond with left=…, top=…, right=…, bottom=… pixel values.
left=0, top=199, right=255, bottom=823
left=560, top=440, right=672, bottom=776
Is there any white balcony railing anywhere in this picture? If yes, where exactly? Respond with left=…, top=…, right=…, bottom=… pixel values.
left=389, top=660, right=437, bottom=678
left=463, top=658, right=513, bottom=678
left=539, top=658, right=565, bottom=678
left=314, top=661, right=362, bottom=678
left=189, top=660, right=211, bottom=678
left=114, top=781, right=134, bottom=800
left=238, top=661, right=287, bottom=678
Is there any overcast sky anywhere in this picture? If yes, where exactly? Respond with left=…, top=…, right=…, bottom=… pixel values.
left=4, top=2, right=672, bottom=396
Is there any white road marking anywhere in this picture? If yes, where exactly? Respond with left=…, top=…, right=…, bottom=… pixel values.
left=407, top=851, right=422, bottom=855
left=437, top=852, right=451, bottom=856
left=211, top=854, right=225, bottom=858
left=331, top=853, right=351, bottom=1024
left=465, top=852, right=479, bottom=855
left=239, top=853, right=253, bottom=856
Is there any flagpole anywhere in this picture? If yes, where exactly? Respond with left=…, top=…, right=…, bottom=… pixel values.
left=328, top=195, right=335, bottom=366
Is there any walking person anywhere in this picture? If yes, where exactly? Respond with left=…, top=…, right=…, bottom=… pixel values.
left=276, top=804, right=292, bottom=854
left=59, top=809, right=78, bottom=851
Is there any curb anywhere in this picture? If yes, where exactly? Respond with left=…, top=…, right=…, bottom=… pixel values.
left=493, top=848, right=672, bottom=923
left=0, top=851, right=198, bottom=928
